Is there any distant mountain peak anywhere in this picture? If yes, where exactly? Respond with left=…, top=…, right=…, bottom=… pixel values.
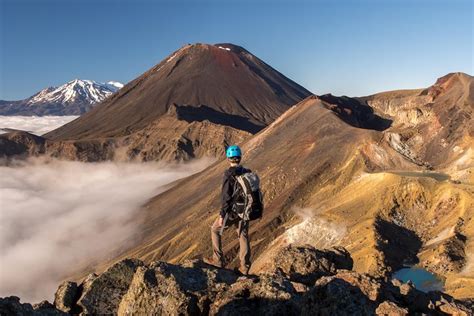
left=27, top=79, right=122, bottom=105
left=0, top=79, right=124, bottom=116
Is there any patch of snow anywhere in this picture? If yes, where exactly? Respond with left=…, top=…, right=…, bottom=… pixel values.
left=166, top=52, right=178, bottom=63
left=106, top=81, right=124, bottom=89
left=218, top=46, right=231, bottom=51
left=26, top=79, right=122, bottom=106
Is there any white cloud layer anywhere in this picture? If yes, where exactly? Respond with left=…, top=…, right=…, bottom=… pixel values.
left=0, top=115, right=78, bottom=135
left=0, top=157, right=212, bottom=302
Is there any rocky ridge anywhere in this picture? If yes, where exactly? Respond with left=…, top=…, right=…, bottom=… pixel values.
left=0, top=106, right=251, bottom=162
left=1, top=246, right=471, bottom=315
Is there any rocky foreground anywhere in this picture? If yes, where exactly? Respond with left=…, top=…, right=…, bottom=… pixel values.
left=1, top=246, right=472, bottom=315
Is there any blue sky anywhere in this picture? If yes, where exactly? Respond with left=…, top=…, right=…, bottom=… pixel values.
left=1, top=0, right=472, bottom=100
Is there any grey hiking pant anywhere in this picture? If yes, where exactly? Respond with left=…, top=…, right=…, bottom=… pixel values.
left=211, top=216, right=251, bottom=269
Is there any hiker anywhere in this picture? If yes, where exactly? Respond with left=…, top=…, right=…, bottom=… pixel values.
left=205, top=145, right=263, bottom=275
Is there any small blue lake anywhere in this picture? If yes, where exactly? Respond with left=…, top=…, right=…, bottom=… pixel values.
left=392, top=267, right=444, bottom=293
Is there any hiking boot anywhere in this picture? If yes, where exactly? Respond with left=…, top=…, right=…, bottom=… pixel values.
left=203, top=257, right=224, bottom=268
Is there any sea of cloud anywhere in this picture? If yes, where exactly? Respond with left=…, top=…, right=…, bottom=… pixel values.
left=0, top=157, right=212, bottom=302
left=0, top=115, right=79, bottom=135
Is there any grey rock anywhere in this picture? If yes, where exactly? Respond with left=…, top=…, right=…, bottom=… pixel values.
left=77, top=258, right=144, bottom=315
left=210, top=274, right=300, bottom=316
left=53, top=281, right=78, bottom=313
left=0, top=296, right=34, bottom=316
left=375, top=301, right=409, bottom=315
left=119, top=259, right=239, bottom=315
left=270, top=245, right=353, bottom=285
left=0, top=296, right=65, bottom=316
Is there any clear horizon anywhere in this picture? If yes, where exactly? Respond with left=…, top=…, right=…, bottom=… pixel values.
left=1, top=0, right=472, bottom=100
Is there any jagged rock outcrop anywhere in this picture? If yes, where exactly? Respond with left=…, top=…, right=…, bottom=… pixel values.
left=0, top=131, right=46, bottom=158
left=301, top=275, right=379, bottom=315
left=53, top=282, right=78, bottom=314
left=0, top=296, right=66, bottom=315
left=375, top=301, right=409, bottom=315
left=209, top=274, right=300, bottom=315
left=269, top=245, right=353, bottom=285
left=118, top=260, right=239, bottom=315
left=2, top=246, right=471, bottom=315
left=0, top=115, right=251, bottom=162
left=76, top=259, right=144, bottom=314
left=363, top=72, right=474, bottom=169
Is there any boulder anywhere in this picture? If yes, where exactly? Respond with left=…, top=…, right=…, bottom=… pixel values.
left=437, top=301, right=472, bottom=316
left=0, top=296, right=35, bottom=315
left=271, top=245, right=353, bottom=285
left=0, top=296, right=65, bottom=315
left=119, top=259, right=239, bottom=315
left=77, top=258, right=144, bottom=314
left=32, top=300, right=66, bottom=315
left=429, top=293, right=473, bottom=316
left=323, top=270, right=383, bottom=301
left=53, top=281, right=78, bottom=313
left=118, top=265, right=197, bottom=315
left=388, top=280, right=431, bottom=312
left=210, top=274, right=300, bottom=315
left=375, top=301, right=409, bottom=315
left=301, top=276, right=377, bottom=315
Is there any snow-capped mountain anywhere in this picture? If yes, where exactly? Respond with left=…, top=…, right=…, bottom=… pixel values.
left=0, top=79, right=124, bottom=116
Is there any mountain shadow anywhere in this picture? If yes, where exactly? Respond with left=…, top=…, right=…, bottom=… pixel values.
left=319, top=94, right=392, bottom=131
left=173, top=104, right=264, bottom=134
left=375, top=217, right=423, bottom=271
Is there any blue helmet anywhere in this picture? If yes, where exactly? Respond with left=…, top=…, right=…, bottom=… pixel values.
left=226, top=145, right=242, bottom=158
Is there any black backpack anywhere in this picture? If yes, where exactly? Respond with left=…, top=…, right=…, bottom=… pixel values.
left=231, top=171, right=264, bottom=221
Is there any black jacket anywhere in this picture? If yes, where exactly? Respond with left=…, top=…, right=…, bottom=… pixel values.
left=220, top=165, right=251, bottom=218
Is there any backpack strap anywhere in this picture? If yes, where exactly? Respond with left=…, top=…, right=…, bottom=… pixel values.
left=231, top=175, right=240, bottom=200
left=235, top=175, right=254, bottom=221
left=230, top=166, right=247, bottom=200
